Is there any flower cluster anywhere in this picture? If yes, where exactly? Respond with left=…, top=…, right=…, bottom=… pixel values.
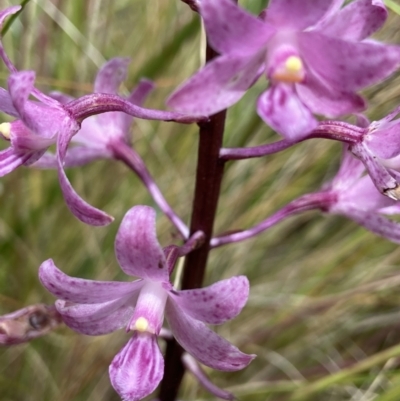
left=0, top=6, right=204, bottom=227
left=39, top=206, right=253, bottom=401
left=1, top=1, right=400, bottom=401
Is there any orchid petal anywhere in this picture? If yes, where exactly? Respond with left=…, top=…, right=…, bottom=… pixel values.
left=166, top=298, right=255, bottom=371
left=61, top=146, right=110, bottom=167
left=0, top=147, right=32, bottom=176
left=8, top=120, right=55, bottom=151
left=70, top=118, right=107, bottom=147
left=311, top=0, right=346, bottom=28
left=299, top=33, right=400, bottom=92
left=343, top=207, right=400, bottom=243
left=182, top=353, right=234, bottom=400
left=115, top=206, right=168, bottom=282
left=201, top=0, right=274, bottom=55
left=94, top=57, right=130, bottom=94
left=334, top=175, right=395, bottom=212
left=331, top=147, right=365, bottom=190
left=127, top=79, right=154, bottom=106
left=257, top=84, right=317, bottom=140
left=169, top=276, right=249, bottom=325
left=56, top=125, right=114, bottom=226
left=33, top=147, right=110, bottom=169
left=21, top=149, right=47, bottom=166
left=0, top=87, right=18, bottom=116
left=168, top=51, right=264, bottom=116
left=56, top=298, right=135, bottom=336
left=378, top=203, right=400, bottom=215
left=297, top=68, right=366, bottom=117
left=94, top=58, right=131, bottom=128
left=0, top=7, right=60, bottom=107
left=365, top=121, right=400, bottom=159
left=266, top=0, right=337, bottom=30
left=109, top=332, right=164, bottom=401
left=374, top=105, right=400, bottom=125
left=39, top=259, right=142, bottom=304
left=355, top=114, right=370, bottom=128
left=351, top=143, right=398, bottom=195
left=315, top=0, right=387, bottom=41
left=8, top=71, right=68, bottom=139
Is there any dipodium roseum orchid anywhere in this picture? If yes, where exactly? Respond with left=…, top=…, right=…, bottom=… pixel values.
left=0, top=6, right=205, bottom=227
left=39, top=206, right=253, bottom=401
left=168, top=0, right=400, bottom=140
left=211, top=148, right=400, bottom=247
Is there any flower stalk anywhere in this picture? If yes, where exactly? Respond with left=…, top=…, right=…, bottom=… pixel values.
left=158, top=41, right=229, bottom=401
left=220, top=121, right=365, bottom=161
left=110, top=140, right=189, bottom=239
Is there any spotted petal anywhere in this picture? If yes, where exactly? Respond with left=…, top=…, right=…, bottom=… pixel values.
left=257, top=84, right=317, bottom=140
left=299, top=32, right=400, bottom=92
left=351, top=143, right=398, bottom=196
left=39, top=259, right=142, bottom=304
left=56, top=125, right=114, bottom=226
left=115, top=206, right=168, bottom=282
left=266, top=0, right=338, bottom=30
left=169, top=276, right=249, bottom=325
left=330, top=147, right=365, bottom=190
left=365, top=120, right=400, bottom=159
left=56, top=298, right=136, bottom=336
left=342, top=207, right=400, bottom=243
left=315, top=0, right=387, bottom=41
left=168, top=51, right=264, bottom=116
left=0, top=147, right=33, bottom=176
left=297, top=66, right=366, bottom=118
left=334, top=175, right=395, bottom=212
left=109, top=332, right=164, bottom=401
left=0, top=87, right=18, bottom=116
left=166, top=298, right=255, bottom=371
left=8, top=71, right=68, bottom=139
left=33, top=147, right=110, bottom=169
left=200, top=0, right=274, bottom=55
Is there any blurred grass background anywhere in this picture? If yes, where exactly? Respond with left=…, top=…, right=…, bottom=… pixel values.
left=1, top=0, right=400, bottom=400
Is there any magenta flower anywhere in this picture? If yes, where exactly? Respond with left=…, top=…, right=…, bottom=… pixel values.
left=168, top=0, right=400, bottom=140
left=39, top=206, right=253, bottom=401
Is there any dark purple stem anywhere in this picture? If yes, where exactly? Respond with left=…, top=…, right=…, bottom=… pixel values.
left=66, top=93, right=207, bottom=124
left=220, top=121, right=365, bottom=161
left=158, top=43, right=227, bottom=401
left=211, top=192, right=336, bottom=248
left=109, top=140, right=189, bottom=239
